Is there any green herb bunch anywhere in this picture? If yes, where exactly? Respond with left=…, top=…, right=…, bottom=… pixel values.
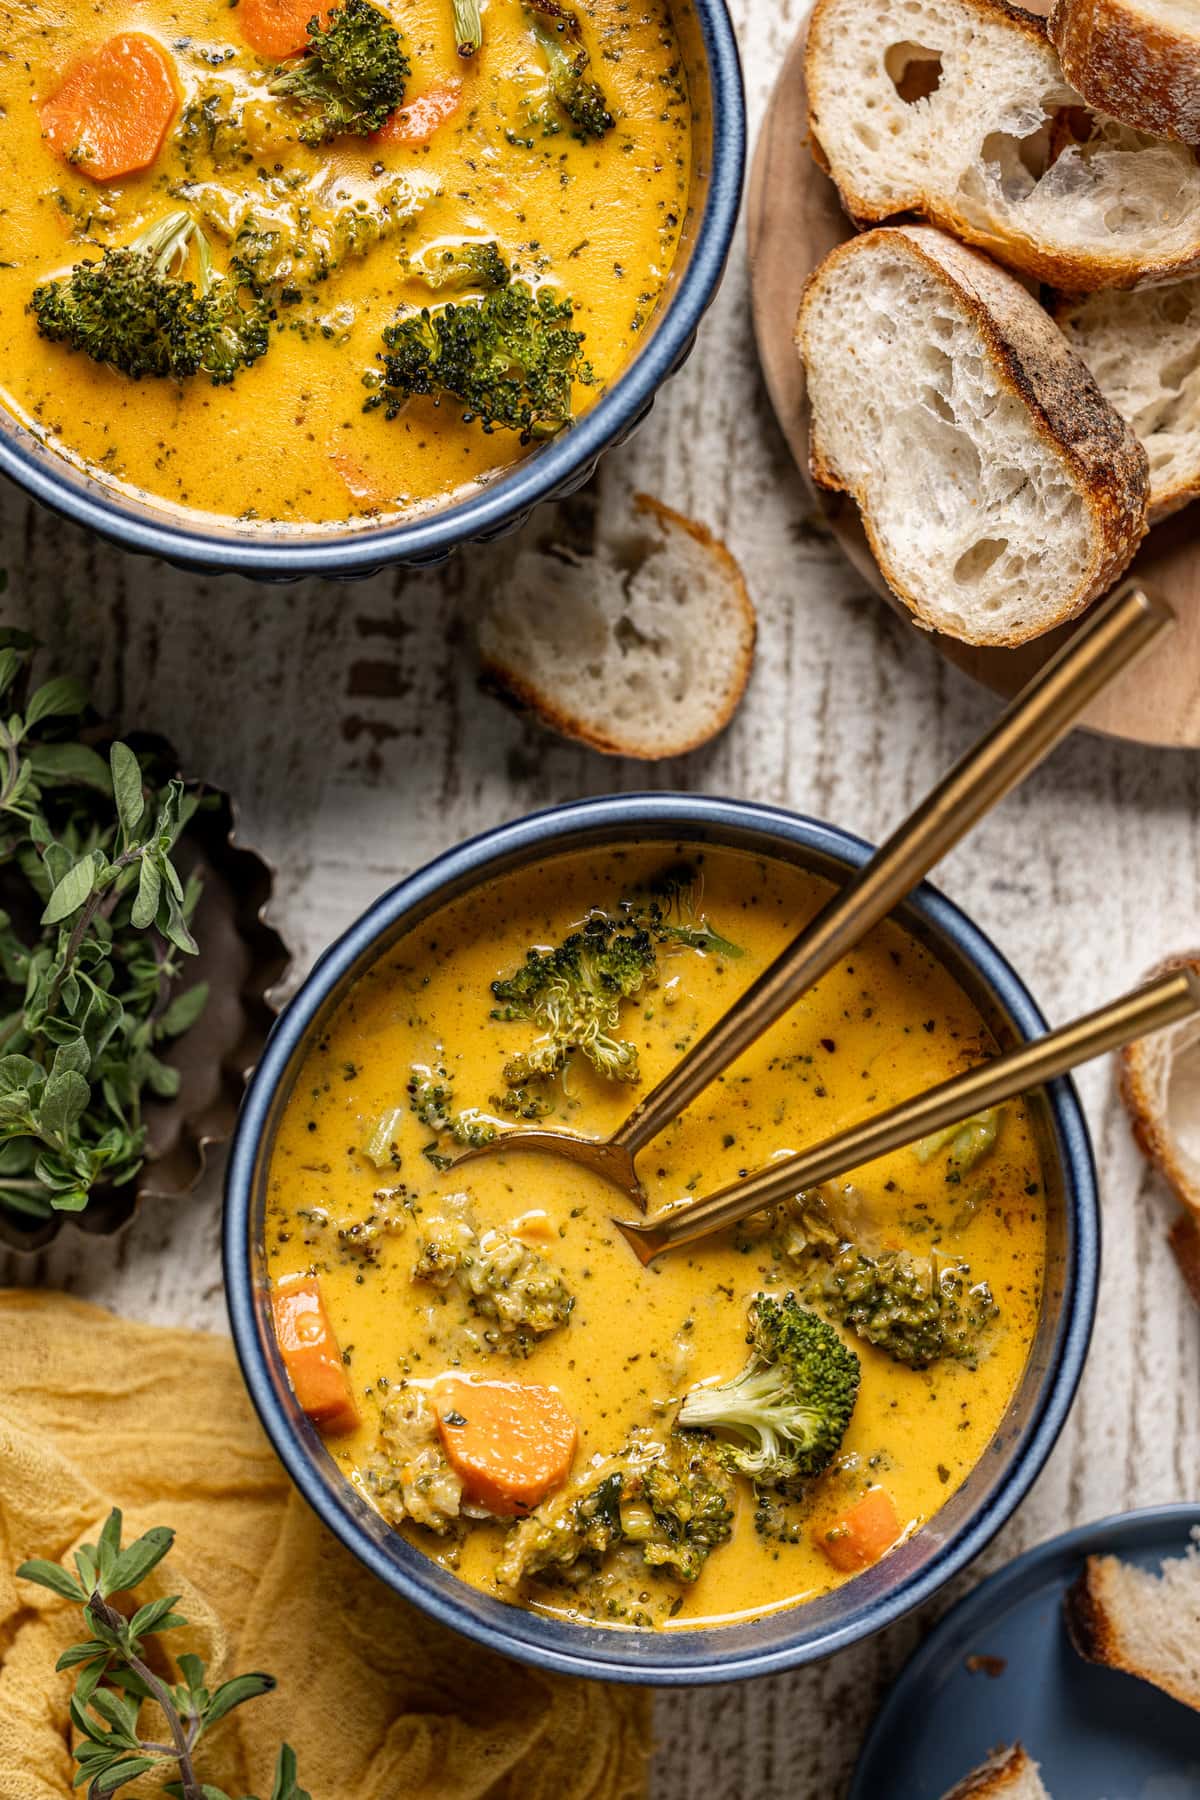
left=0, top=635, right=207, bottom=1219
left=17, top=1509, right=308, bottom=1799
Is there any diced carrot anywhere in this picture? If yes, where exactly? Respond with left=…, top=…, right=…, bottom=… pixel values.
left=39, top=35, right=179, bottom=183
left=372, top=80, right=464, bottom=148
left=237, top=0, right=333, bottom=62
left=434, top=1377, right=577, bottom=1516
left=271, top=1277, right=361, bottom=1437
left=329, top=448, right=385, bottom=507
left=816, top=1487, right=901, bottom=1574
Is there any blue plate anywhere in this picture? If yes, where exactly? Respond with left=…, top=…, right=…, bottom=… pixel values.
left=851, top=1505, right=1200, bottom=1799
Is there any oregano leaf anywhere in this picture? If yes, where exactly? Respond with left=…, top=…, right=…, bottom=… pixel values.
left=42, top=856, right=98, bottom=927
left=25, top=676, right=88, bottom=728
left=108, top=744, right=145, bottom=844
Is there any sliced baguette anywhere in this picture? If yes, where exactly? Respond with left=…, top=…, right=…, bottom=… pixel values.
left=1054, top=281, right=1200, bottom=520
left=476, top=493, right=756, bottom=760
left=1119, top=952, right=1200, bottom=1210
left=1050, top=0, right=1200, bottom=143
left=1065, top=1542, right=1200, bottom=1712
left=805, top=0, right=1200, bottom=289
left=939, top=1744, right=1052, bottom=1800
left=794, top=225, right=1149, bottom=645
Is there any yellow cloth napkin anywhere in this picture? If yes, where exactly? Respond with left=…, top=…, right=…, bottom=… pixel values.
left=0, top=1290, right=651, bottom=1799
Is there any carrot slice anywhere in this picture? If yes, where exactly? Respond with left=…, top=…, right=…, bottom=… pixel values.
left=434, top=1377, right=577, bottom=1516
left=39, top=35, right=179, bottom=183
left=816, top=1487, right=901, bottom=1573
left=372, top=79, right=464, bottom=148
left=272, top=1277, right=361, bottom=1437
left=237, top=0, right=333, bottom=62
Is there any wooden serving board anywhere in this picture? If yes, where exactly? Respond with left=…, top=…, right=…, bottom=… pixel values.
left=747, top=27, right=1200, bottom=748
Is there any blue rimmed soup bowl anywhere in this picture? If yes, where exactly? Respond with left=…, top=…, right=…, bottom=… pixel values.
left=0, top=2, right=744, bottom=581
left=223, top=794, right=1098, bottom=1684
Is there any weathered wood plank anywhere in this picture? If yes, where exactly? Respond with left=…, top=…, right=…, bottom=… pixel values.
left=2, top=2, right=1198, bottom=1790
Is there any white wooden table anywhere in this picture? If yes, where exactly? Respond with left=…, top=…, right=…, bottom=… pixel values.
left=3, top=5, right=1198, bottom=1791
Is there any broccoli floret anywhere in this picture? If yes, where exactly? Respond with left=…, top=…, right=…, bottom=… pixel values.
left=407, top=1060, right=498, bottom=1149
left=489, top=1081, right=555, bottom=1121
left=525, top=0, right=614, bottom=139
left=496, top=1431, right=733, bottom=1593
left=623, top=863, right=745, bottom=959
left=363, top=1387, right=464, bottom=1536
left=368, top=279, right=591, bottom=440
left=404, top=240, right=512, bottom=294
left=31, top=212, right=270, bottom=385
left=677, top=1292, right=860, bottom=1489
left=269, top=0, right=410, bottom=144
left=452, top=0, right=483, bottom=56
left=219, top=175, right=429, bottom=294
left=411, top=1192, right=574, bottom=1355
left=491, top=914, right=657, bottom=1085
left=817, top=1245, right=998, bottom=1370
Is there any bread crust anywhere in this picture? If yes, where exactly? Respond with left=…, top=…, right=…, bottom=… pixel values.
left=806, top=0, right=1200, bottom=289
left=1050, top=0, right=1200, bottom=143
left=795, top=226, right=1149, bottom=644
left=939, top=1745, right=1040, bottom=1799
left=1169, top=1209, right=1200, bottom=1306
left=478, top=493, right=757, bottom=761
left=1066, top=1554, right=1200, bottom=1711
left=1117, top=950, right=1200, bottom=1212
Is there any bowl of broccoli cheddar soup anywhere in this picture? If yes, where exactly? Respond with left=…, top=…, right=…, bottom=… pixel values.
left=224, top=796, right=1097, bottom=1682
left=0, top=0, right=742, bottom=576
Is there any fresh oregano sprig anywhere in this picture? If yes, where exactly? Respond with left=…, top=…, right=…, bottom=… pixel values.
left=0, top=633, right=208, bottom=1219
left=17, top=1509, right=308, bottom=1800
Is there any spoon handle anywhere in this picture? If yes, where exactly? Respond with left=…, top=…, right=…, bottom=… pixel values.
left=619, top=965, right=1200, bottom=1261
left=611, top=583, right=1172, bottom=1161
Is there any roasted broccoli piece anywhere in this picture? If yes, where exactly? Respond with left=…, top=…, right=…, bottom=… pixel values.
left=452, top=0, right=484, bottom=56
left=411, top=1192, right=574, bottom=1354
left=624, top=863, right=744, bottom=959
left=677, top=1292, right=860, bottom=1489
left=525, top=0, right=614, bottom=139
left=407, top=1061, right=498, bottom=1149
left=404, top=240, right=512, bottom=294
left=362, top=1386, right=464, bottom=1536
left=368, top=278, right=591, bottom=440
left=31, top=212, right=270, bottom=384
left=817, top=1244, right=998, bottom=1370
left=269, top=0, right=410, bottom=144
left=491, top=913, right=657, bottom=1085
left=496, top=1431, right=733, bottom=1593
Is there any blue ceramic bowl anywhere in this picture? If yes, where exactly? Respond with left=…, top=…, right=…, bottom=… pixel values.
left=0, top=4, right=744, bottom=580
left=224, top=795, right=1099, bottom=1684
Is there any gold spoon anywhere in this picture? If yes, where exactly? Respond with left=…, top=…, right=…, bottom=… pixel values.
left=450, top=583, right=1172, bottom=1206
left=614, top=965, right=1200, bottom=1263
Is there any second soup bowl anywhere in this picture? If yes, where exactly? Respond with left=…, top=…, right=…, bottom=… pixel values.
left=223, top=793, right=1098, bottom=1683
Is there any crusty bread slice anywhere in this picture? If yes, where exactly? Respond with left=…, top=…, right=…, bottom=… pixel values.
left=1170, top=1209, right=1200, bottom=1306
left=1119, top=952, right=1200, bottom=1210
left=805, top=0, right=1200, bottom=289
left=1050, top=0, right=1200, bottom=143
left=476, top=493, right=756, bottom=760
left=1065, top=1542, right=1200, bottom=1712
left=939, top=1744, right=1052, bottom=1800
left=1054, top=281, right=1200, bottom=520
left=794, top=225, right=1149, bottom=645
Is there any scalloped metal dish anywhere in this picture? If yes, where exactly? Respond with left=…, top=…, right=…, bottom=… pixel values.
left=224, top=793, right=1099, bottom=1685
left=0, top=1, right=746, bottom=581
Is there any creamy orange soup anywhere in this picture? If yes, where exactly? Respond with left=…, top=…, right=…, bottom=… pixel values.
left=264, top=844, right=1046, bottom=1631
left=0, top=0, right=689, bottom=527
